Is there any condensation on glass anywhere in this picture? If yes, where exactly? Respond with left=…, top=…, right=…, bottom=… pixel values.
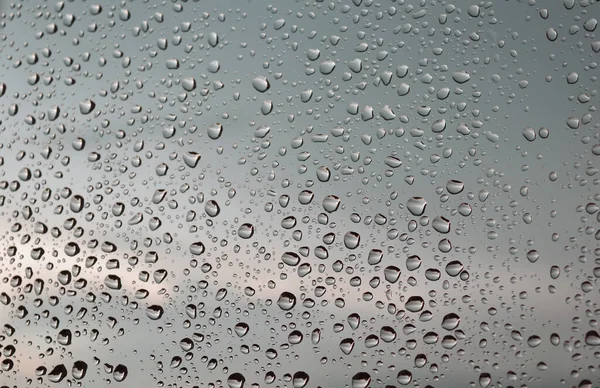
left=0, top=0, right=598, bottom=387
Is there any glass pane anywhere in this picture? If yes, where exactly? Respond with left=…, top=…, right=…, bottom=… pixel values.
left=0, top=0, right=598, bottom=387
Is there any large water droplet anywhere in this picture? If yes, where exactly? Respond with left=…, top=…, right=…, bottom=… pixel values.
left=432, top=216, right=451, bottom=234
left=238, top=223, right=254, bottom=239
left=205, top=200, right=220, bottom=217
left=146, top=305, right=164, bottom=320
left=252, top=76, right=270, bottom=92
left=113, top=364, right=128, bottom=382
left=207, top=123, right=223, bottom=140
left=351, top=372, right=371, bottom=388
left=48, top=364, right=68, bottom=383
left=292, top=371, right=310, bottom=388
left=277, top=292, right=296, bottom=310
left=343, top=231, right=360, bottom=249
left=397, top=370, right=412, bottom=385
left=72, top=361, right=88, bottom=380
left=234, top=323, right=249, bottom=337
left=585, top=330, right=600, bottom=346
left=406, top=197, right=427, bottom=216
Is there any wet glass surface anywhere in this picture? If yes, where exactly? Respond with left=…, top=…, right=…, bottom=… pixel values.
left=0, top=0, right=599, bottom=387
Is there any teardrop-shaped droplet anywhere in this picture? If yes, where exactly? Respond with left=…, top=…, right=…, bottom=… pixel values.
left=234, top=322, right=249, bottom=337
left=79, top=99, right=95, bottom=114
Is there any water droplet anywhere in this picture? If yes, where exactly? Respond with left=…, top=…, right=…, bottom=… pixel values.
left=104, top=274, right=122, bottom=290
left=347, top=313, right=361, bottom=330
left=113, top=364, right=128, bottom=382
left=238, top=223, right=254, bottom=239
left=384, top=155, right=402, bottom=168
left=522, top=127, right=537, bottom=141
left=405, top=296, right=424, bottom=312
left=48, top=364, right=68, bottom=383
left=316, top=166, right=331, bottom=182
left=380, top=326, right=396, bottom=342
left=319, top=60, right=336, bottom=74
left=425, top=268, right=441, bottom=281
left=406, top=197, right=427, bottom=216
left=441, top=313, right=460, bottom=330
left=527, top=335, right=542, bottom=347
left=298, top=190, right=314, bottom=205
left=446, top=180, right=464, bottom=194
left=452, top=71, right=471, bottom=83
left=207, top=123, right=223, bottom=140
left=79, top=99, right=95, bottom=114
left=384, top=266, right=401, bottom=283
left=367, top=249, right=383, bottom=265
left=72, top=137, right=86, bottom=151
left=282, top=252, right=300, bottom=266
left=277, top=292, right=296, bottom=310
left=322, top=195, right=341, bottom=213
left=479, top=373, right=492, bottom=388
left=340, top=338, right=355, bottom=354
left=181, top=77, right=196, bottom=91
left=72, top=361, right=88, bottom=380
left=190, top=241, right=205, bottom=255
left=252, top=76, right=270, bottom=92
left=292, top=371, right=310, bottom=388
left=351, top=372, right=371, bottom=388
left=183, top=152, right=201, bottom=168
left=208, top=32, right=219, bottom=47
left=205, top=200, right=221, bottom=217
left=432, top=216, right=451, bottom=234
left=585, top=330, right=600, bottom=346
left=397, top=370, right=412, bottom=385
left=344, top=231, right=361, bottom=249
left=526, top=250, right=539, bottom=263
left=445, top=261, right=464, bottom=277
left=227, top=373, right=246, bottom=388
left=234, top=323, right=249, bottom=337
left=146, top=305, right=164, bottom=320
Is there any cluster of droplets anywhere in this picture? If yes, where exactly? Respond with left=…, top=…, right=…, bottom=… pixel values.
left=0, top=0, right=598, bottom=387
